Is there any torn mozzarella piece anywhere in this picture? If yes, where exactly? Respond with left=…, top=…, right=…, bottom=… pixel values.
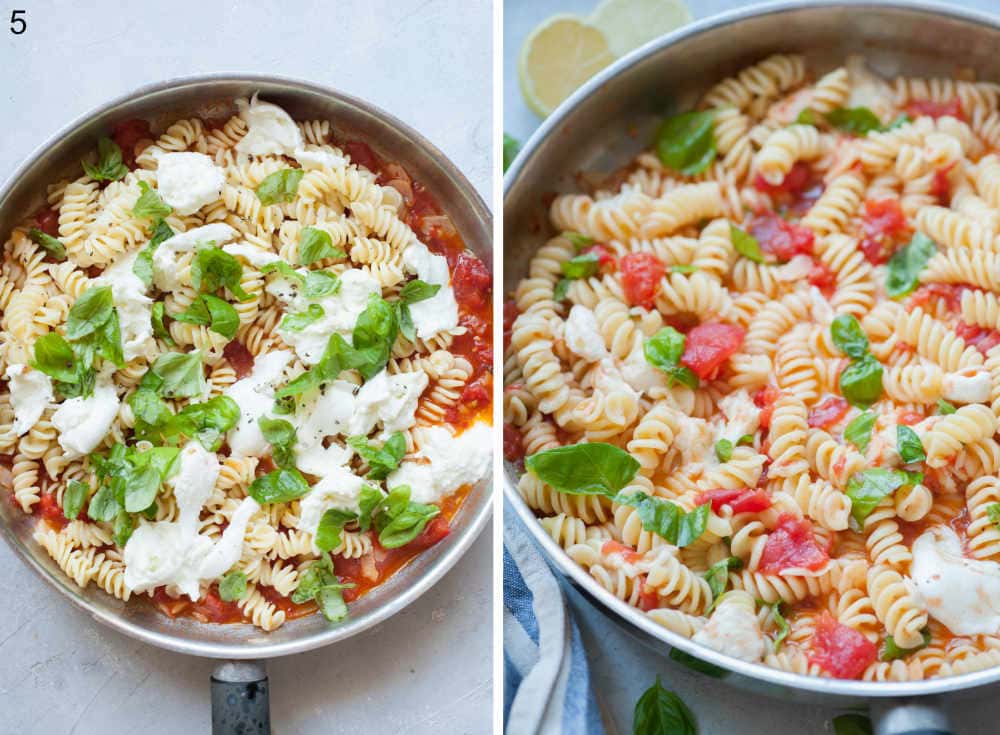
left=5, top=364, right=53, bottom=436
left=563, top=305, right=608, bottom=362
left=225, top=350, right=294, bottom=457
left=294, top=147, right=348, bottom=171
left=95, top=251, right=155, bottom=360
left=693, top=594, right=766, bottom=662
left=223, top=242, right=282, bottom=268
left=155, top=152, right=225, bottom=215
left=347, top=369, right=428, bottom=437
left=236, top=93, right=304, bottom=157
left=942, top=368, right=991, bottom=404
left=297, top=465, right=367, bottom=551
left=386, top=422, right=492, bottom=504
left=51, top=372, right=119, bottom=457
left=401, top=242, right=459, bottom=339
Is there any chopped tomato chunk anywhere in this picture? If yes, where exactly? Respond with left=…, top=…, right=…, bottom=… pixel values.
left=897, top=409, right=925, bottom=426
left=445, top=376, right=491, bottom=425
left=806, top=261, right=836, bottom=291
left=748, top=212, right=814, bottom=261
left=503, top=423, right=525, bottom=463
left=407, top=516, right=451, bottom=551
left=223, top=341, right=255, bottom=379
left=582, top=243, right=616, bottom=269
left=190, top=587, right=245, bottom=624
left=908, top=283, right=964, bottom=313
left=452, top=251, right=492, bottom=312
left=503, top=299, right=519, bottom=350
left=905, top=98, right=963, bottom=121
left=35, top=207, right=59, bottom=236
left=808, top=611, right=877, bottom=679
left=35, top=492, right=67, bottom=527
left=754, top=386, right=783, bottom=429
left=601, top=540, right=643, bottom=565
left=619, top=252, right=665, bottom=308
left=343, top=140, right=380, bottom=175
left=807, top=396, right=849, bottom=429
left=111, top=118, right=152, bottom=168
left=753, top=161, right=812, bottom=196
left=956, top=321, right=1000, bottom=355
left=931, top=164, right=955, bottom=204
left=696, top=488, right=772, bottom=514
left=680, top=323, right=745, bottom=380
left=860, top=198, right=908, bottom=265
left=638, top=580, right=660, bottom=612
left=759, top=514, right=830, bottom=574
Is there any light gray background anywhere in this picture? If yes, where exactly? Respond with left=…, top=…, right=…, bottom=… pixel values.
left=503, top=0, right=1000, bottom=733
left=0, top=1, right=493, bottom=734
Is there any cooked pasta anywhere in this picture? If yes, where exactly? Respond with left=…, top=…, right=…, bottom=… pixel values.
left=505, top=54, right=1000, bottom=681
left=1, top=94, right=492, bottom=631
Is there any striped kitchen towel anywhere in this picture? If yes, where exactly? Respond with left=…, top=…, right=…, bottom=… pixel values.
left=503, top=499, right=606, bottom=735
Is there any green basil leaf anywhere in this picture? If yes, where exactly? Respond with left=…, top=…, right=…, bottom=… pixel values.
left=825, top=107, right=883, bottom=135
left=173, top=395, right=241, bottom=450
left=730, top=225, right=765, bottom=264
left=644, top=327, right=699, bottom=389
left=28, top=227, right=66, bottom=260
left=671, top=264, right=698, bottom=274
left=151, top=302, right=175, bottom=346
left=299, top=226, right=345, bottom=265
left=113, top=510, right=134, bottom=547
left=795, top=108, right=821, bottom=126
left=771, top=602, right=790, bottom=651
left=526, top=442, right=639, bottom=497
left=260, top=260, right=305, bottom=284
left=704, top=556, right=742, bottom=604
left=66, top=286, right=114, bottom=340
left=560, top=252, right=600, bottom=280
left=377, top=501, right=440, bottom=548
left=201, top=294, right=238, bottom=339
left=736, top=434, right=754, bottom=446
left=147, top=351, right=205, bottom=398
left=315, top=507, right=358, bottom=552
left=274, top=333, right=366, bottom=399
left=95, top=309, right=125, bottom=368
left=281, top=303, right=325, bottom=332
left=316, top=584, right=353, bottom=623
left=31, top=333, right=78, bottom=382
left=351, top=294, right=398, bottom=380
left=632, top=676, right=697, bottom=735
left=846, top=468, right=919, bottom=525
left=218, top=570, right=248, bottom=602
left=655, top=109, right=717, bottom=176
left=987, top=502, right=1000, bottom=531
left=292, top=556, right=336, bottom=603
left=839, top=354, right=883, bottom=408
left=357, top=485, right=384, bottom=532
left=256, top=168, right=304, bottom=205
left=170, top=296, right=211, bottom=326
left=124, top=465, right=161, bottom=513
left=937, top=398, right=957, bottom=415
left=82, top=137, right=128, bottom=182
left=133, top=218, right=175, bottom=288
left=502, top=133, right=521, bottom=172
left=132, top=181, right=172, bottom=219
left=886, top=232, right=937, bottom=299
left=562, top=231, right=593, bottom=250
left=130, top=445, right=181, bottom=480
left=832, top=713, right=873, bottom=735
left=348, top=432, right=407, bottom=481
left=399, top=278, right=441, bottom=305
left=612, top=491, right=709, bottom=548
left=399, top=303, right=416, bottom=342
left=884, top=113, right=911, bottom=131
left=303, top=270, right=340, bottom=298
left=831, top=314, right=869, bottom=359
left=897, top=425, right=926, bottom=464
left=881, top=628, right=931, bottom=661
left=62, top=479, right=90, bottom=521
left=843, top=411, right=876, bottom=453
left=248, top=468, right=311, bottom=504
left=553, top=278, right=571, bottom=302
left=714, top=439, right=733, bottom=463
left=192, top=247, right=251, bottom=301
left=259, top=416, right=297, bottom=469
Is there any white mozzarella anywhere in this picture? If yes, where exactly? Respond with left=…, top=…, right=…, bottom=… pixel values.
left=223, top=242, right=282, bottom=268
left=563, top=305, right=608, bottom=362
left=5, top=364, right=53, bottom=436
left=347, top=369, right=428, bottom=437
left=225, top=350, right=294, bottom=457
left=155, top=152, right=225, bottom=215
left=942, top=368, right=992, bottom=404
left=51, top=372, right=119, bottom=457
left=401, top=242, right=459, bottom=339
left=236, top=94, right=304, bottom=157
left=153, top=223, right=238, bottom=291
left=693, top=596, right=766, bottom=662
left=386, top=422, right=492, bottom=504
left=95, top=252, right=155, bottom=360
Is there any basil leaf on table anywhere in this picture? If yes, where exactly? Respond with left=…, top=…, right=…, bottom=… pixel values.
left=655, top=109, right=716, bottom=176
left=632, top=676, right=697, bottom=735
left=526, top=442, right=639, bottom=497
left=831, top=713, right=873, bottom=735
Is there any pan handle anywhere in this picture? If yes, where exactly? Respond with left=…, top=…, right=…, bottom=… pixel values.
left=211, top=660, right=271, bottom=735
left=870, top=699, right=952, bottom=735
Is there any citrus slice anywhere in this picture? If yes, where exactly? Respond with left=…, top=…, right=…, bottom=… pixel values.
left=518, top=14, right=616, bottom=118
left=589, top=0, right=692, bottom=57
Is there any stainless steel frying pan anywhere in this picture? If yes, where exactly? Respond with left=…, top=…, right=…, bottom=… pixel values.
left=0, top=75, right=492, bottom=733
left=504, top=3, right=1000, bottom=733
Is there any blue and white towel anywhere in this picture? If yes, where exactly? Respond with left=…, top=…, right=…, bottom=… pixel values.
left=503, top=499, right=606, bottom=735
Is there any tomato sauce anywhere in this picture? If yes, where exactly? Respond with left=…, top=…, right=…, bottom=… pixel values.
left=151, top=585, right=245, bottom=624
left=223, top=341, right=255, bottom=378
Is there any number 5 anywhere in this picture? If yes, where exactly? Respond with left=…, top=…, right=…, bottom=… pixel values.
left=9, top=9, right=26, bottom=35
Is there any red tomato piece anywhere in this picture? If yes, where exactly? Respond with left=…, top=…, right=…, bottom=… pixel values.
left=807, top=396, right=849, bottom=429
left=452, top=251, right=492, bottom=312
left=619, top=252, right=665, bottom=308
left=35, top=207, right=59, bottom=236
left=638, top=580, right=660, bottom=612
left=111, top=118, right=152, bottom=168
left=223, top=341, right=255, bottom=379
left=503, top=423, right=525, bottom=463
left=601, top=540, right=643, bottom=565
left=503, top=299, right=519, bottom=350
left=758, top=514, right=830, bottom=574
left=909, top=283, right=964, bottom=313
left=343, top=140, right=380, bottom=175
left=35, top=492, right=67, bottom=526
left=897, top=409, right=925, bottom=426
left=806, top=261, right=836, bottom=291
left=752, top=161, right=812, bottom=195
left=931, top=165, right=955, bottom=204
left=680, top=323, right=745, bottom=381
left=860, top=198, right=909, bottom=265
left=406, top=516, right=451, bottom=551
left=906, top=98, right=963, bottom=121
left=808, top=611, right=878, bottom=679
left=696, top=488, right=773, bottom=514
left=445, top=377, right=491, bottom=425
left=192, top=588, right=244, bottom=624
left=956, top=321, right=1000, bottom=355
left=582, top=243, right=616, bottom=270
left=754, top=386, right=783, bottom=429
left=748, top=212, right=814, bottom=261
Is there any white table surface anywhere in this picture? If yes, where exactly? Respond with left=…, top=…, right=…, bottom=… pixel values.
left=0, top=1, right=493, bottom=733
left=503, top=0, right=1000, bottom=732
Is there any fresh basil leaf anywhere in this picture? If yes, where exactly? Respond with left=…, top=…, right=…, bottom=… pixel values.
left=95, top=309, right=125, bottom=368
left=730, top=225, right=765, bottom=263
left=303, top=270, right=340, bottom=298
left=31, top=333, right=78, bottom=382
left=218, top=570, right=248, bottom=602
left=28, top=227, right=66, bottom=260
left=348, top=432, right=407, bottom=481
left=897, top=425, right=926, bottom=464
left=82, top=137, right=128, bottom=182
left=132, top=181, right=172, bottom=219
left=612, top=491, right=708, bottom=548
left=560, top=252, right=600, bottom=280
left=280, top=303, right=325, bottom=332
left=147, top=351, right=205, bottom=398
left=671, top=264, right=698, bottom=274
left=176, top=395, right=241, bottom=450
left=936, top=398, right=957, bottom=415
left=884, top=113, right=911, bottom=131
left=357, top=485, right=384, bottom=533
left=377, top=501, right=440, bottom=548
left=771, top=602, right=790, bottom=651
left=987, top=502, right=1000, bottom=531
left=316, top=584, right=352, bottom=622
left=714, top=439, right=733, bottom=463
left=832, top=713, right=873, bottom=735
left=844, top=411, right=876, bottom=453
left=831, top=314, right=869, bottom=359
left=736, top=434, right=754, bottom=446
left=133, top=218, right=175, bottom=288
left=553, top=278, right=570, bottom=302
left=826, top=107, right=883, bottom=135
left=632, top=676, right=697, bottom=735
left=378, top=485, right=413, bottom=525
left=655, top=109, right=716, bottom=176
left=260, top=260, right=304, bottom=284
left=248, top=468, right=311, bottom=504
left=170, top=296, right=211, bottom=326
left=315, top=507, right=358, bottom=552
left=299, top=226, right=345, bottom=265
left=256, top=168, right=304, bottom=205
left=352, top=294, right=398, bottom=380
left=259, top=416, right=297, bottom=469
left=292, top=555, right=336, bottom=603
left=886, top=232, right=936, bottom=299
left=131, top=446, right=181, bottom=480
left=201, top=294, right=238, bottom=339
left=704, top=556, right=742, bottom=604
left=150, top=217, right=175, bottom=247
left=399, top=279, right=441, bottom=305
left=795, top=108, right=820, bottom=126
left=66, top=286, right=114, bottom=340
left=644, top=327, right=699, bottom=389
left=839, top=354, right=883, bottom=408
left=502, top=133, right=521, bottom=172
left=123, top=465, right=161, bottom=513
left=526, top=442, right=639, bottom=497
left=399, top=304, right=416, bottom=342
left=192, top=247, right=251, bottom=301
left=881, top=628, right=931, bottom=661
left=846, top=468, right=920, bottom=525
left=151, top=302, right=175, bottom=346
left=562, top=231, right=593, bottom=250
left=62, top=479, right=90, bottom=521
left=113, top=510, right=134, bottom=547
left=274, top=333, right=361, bottom=398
